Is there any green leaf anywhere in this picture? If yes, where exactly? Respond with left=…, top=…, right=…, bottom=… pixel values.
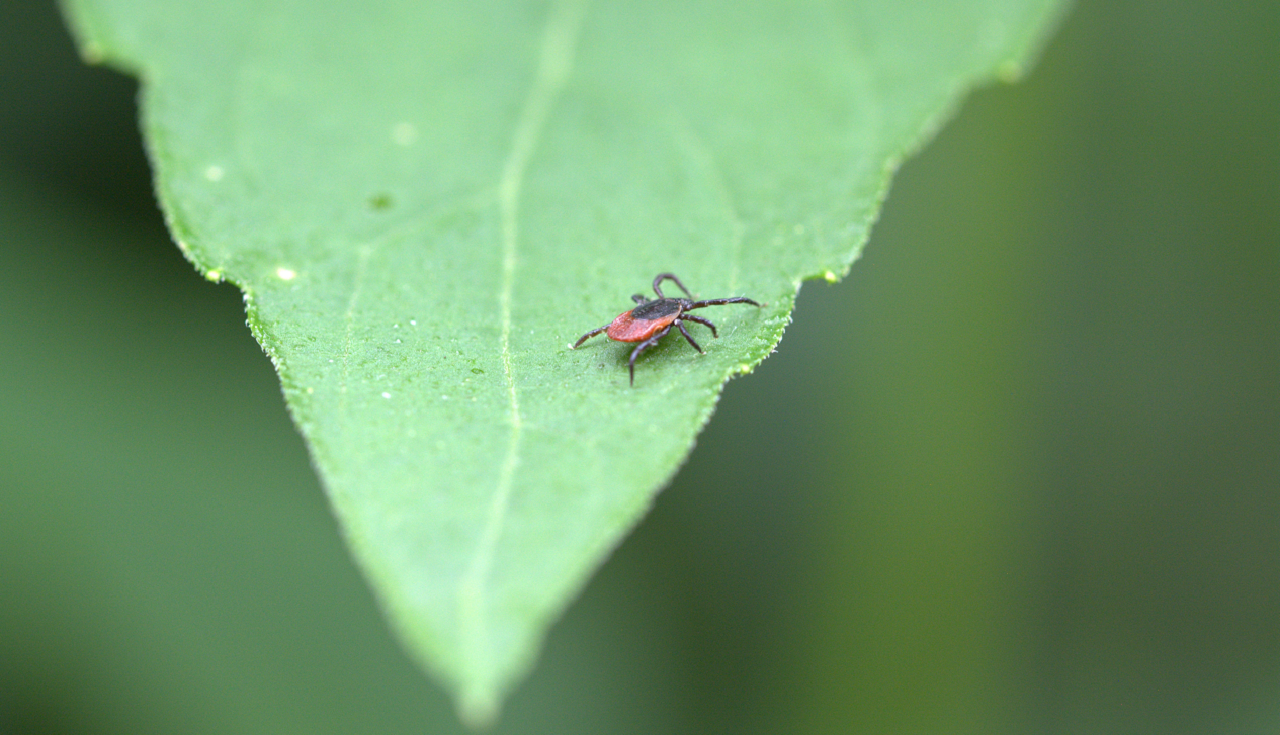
left=62, top=0, right=1064, bottom=723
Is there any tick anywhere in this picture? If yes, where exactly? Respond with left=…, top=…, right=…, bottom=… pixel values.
left=572, top=272, right=761, bottom=385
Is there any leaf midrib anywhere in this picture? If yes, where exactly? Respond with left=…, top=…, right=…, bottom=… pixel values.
left=454, top=0, right=590, bottom=721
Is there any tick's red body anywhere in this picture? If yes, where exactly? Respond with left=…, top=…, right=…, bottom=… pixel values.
left=605, top=298, right=683, bottom=342
left=572, top=273, right=761, bottom=385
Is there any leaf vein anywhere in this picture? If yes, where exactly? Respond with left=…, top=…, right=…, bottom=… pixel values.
left=338, top=244, right=373, bottom=402
left=455, top=0, right=589, bottom=718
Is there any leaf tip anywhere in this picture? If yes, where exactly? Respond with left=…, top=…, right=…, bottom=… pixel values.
left=80, top=39, right=106, bottom=65
left=457, top=687, right=501, bottom=731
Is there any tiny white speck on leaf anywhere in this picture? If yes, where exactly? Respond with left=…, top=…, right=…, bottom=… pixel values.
left=276, top=267, right=296, bottom=281
left=392, top=122, right=418, bottom=146
left=823, top=270, right=838, bottom=283
left=382, top=392, right=392, bottom=399
left=204, top=269, right=222, bottom=282
left=204, top=165, right=224, bottom=182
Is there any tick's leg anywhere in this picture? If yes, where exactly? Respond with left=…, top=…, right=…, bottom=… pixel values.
left=687, top=296, right=761, bottom=309
left=631, top=293, right=648, bottom=304
left=679, top=313, right=718, bottom=338
left=572, top=324, right=610, bottom=349
left=652, top=273, right=694, bottom=300
left=675, top=319, right=705, bottom=354
left=628, top=325, right=671, bottom=385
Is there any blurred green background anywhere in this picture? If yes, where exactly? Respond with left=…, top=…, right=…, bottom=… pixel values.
left=2, top=0, right=1276, bottom=732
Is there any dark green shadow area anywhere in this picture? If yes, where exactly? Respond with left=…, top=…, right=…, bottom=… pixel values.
left=2, top=0, right=1276, bottom=733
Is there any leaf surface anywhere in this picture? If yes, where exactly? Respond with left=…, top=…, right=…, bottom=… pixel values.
left=62, top=0, right=1064, bottom=722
